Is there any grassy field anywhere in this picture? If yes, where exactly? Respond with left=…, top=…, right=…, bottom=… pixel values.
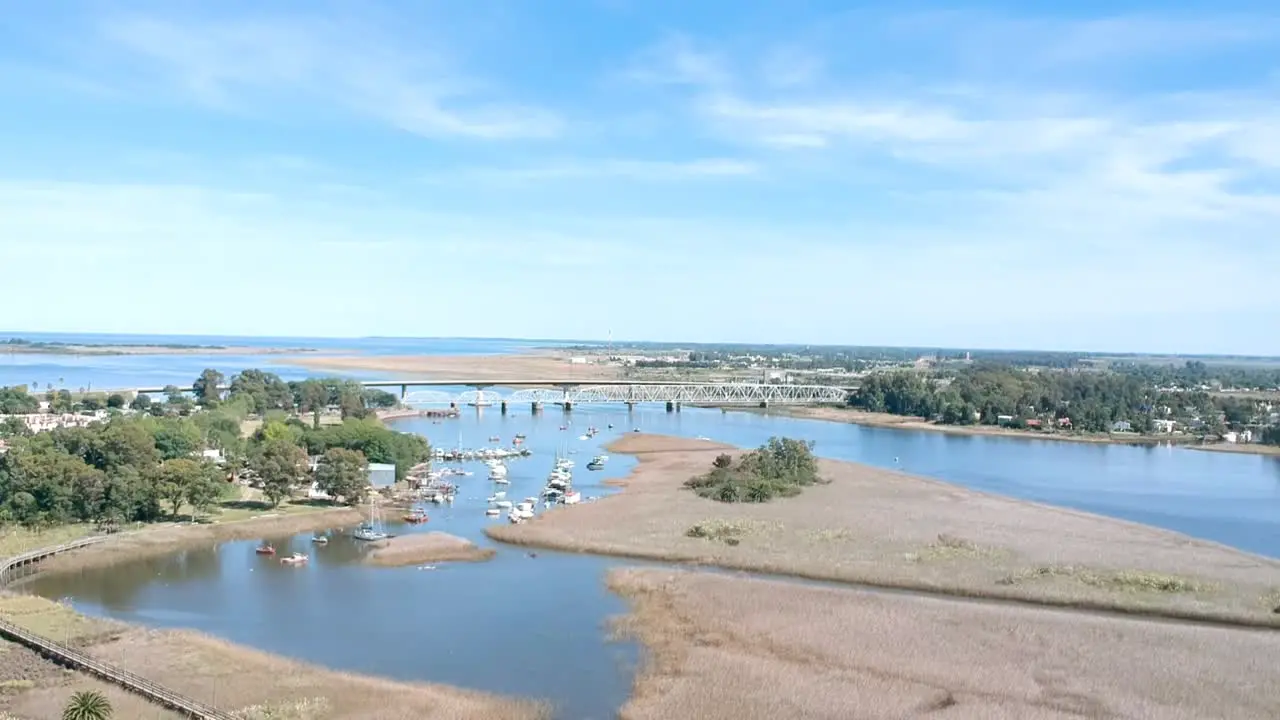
left=0, top=525, right=96, bottom=559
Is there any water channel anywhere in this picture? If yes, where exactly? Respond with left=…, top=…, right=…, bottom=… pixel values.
left=23, top=404, right=1280, bottom=719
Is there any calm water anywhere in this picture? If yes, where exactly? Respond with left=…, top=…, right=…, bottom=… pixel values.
left=0, top=333, right=575, bottom=390
left=15, top=335, right=1280, bottom=718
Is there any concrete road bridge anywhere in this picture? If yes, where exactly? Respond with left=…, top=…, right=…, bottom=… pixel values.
left=131, top=379, right=854, bottom=412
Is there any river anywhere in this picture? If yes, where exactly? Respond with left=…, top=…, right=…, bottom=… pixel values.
left=10, top=337, right=1280, bottom=718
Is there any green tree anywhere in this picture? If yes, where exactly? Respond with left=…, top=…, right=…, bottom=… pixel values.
left=152, top=418, right=203, bottom=460
left=315, top=448, right=369, bottom=505
left=297, top=379, right=329, bottom=429
left=253, top=439, right=310, bottom=507
left=228, top=369, right=294, bottom=414
left=154, top=458, right=207, bottom=518
left=106, top=393, right=127, bottom=409
left=192, top=368, right=225, bottom=407
left=129, top=394, right=152, bottom=412
left=62, top=690, right=113, bottom=720
left=185, top=461, right=225, bottom=518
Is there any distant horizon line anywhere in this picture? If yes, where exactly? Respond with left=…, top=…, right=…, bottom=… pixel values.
left=2, top=330, right=1278, bottom=361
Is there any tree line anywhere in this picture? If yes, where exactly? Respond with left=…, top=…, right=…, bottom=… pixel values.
left=0, top=369, right=429, bottom=532
left=849, top=365, right=1278, bottom=440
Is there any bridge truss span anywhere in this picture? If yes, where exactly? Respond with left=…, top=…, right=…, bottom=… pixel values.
left=510, top=384, right=848, bottom=406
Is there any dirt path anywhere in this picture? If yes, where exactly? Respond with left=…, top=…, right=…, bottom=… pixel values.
left=488, top=434, right=1280, bottom=627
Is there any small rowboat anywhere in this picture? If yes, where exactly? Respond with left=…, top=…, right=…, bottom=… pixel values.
left=403, top=510, right=429, bottom=524
left=255, top=545, right=275, bottom=556
left=280, top=552, right=308, bottom=566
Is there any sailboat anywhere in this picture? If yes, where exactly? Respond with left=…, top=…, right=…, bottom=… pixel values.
left=353, top=496, right=389, bottom=541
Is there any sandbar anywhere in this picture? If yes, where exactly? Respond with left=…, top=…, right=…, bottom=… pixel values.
left=0, top=594, right=545, bottom=720
left=364, top=533, right=496, bottom=567
left=488, top=434, right=1280, bottom=626
left=282, top=351, right=621, bottom=383
left=607, top=568, right=1280, bottom=720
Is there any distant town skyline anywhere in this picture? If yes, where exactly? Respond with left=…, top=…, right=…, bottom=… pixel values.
left=2, top=2, right=1278, bottom=354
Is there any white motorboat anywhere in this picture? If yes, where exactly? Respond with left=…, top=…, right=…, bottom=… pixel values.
left=486, top=492, right=506, bottom=502
left=563, top=491, right=582, bottom=505
left=485, top=508, right=501, bottom=516
left=493, top=500, right=513, bottom=509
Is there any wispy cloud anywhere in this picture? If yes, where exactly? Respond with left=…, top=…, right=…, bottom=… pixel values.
left=98, top=14, right=561, bottom=139
left=434, top=158, right=760, bottom=184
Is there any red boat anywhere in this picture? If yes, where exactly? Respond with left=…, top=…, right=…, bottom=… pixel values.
left=255, top=545, right=276, bottom=556
left=403, top=510, right=429, bottom=524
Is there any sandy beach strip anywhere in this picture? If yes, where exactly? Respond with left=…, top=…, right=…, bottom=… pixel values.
left=607, top=568, right=1280, bottom=720
left=488, top=433, right=1280, bottom=626
left=281, top=352, right=622, bottom=382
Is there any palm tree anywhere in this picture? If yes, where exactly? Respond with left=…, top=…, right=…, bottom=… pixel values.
left=62, top=690, right=113, bottom=720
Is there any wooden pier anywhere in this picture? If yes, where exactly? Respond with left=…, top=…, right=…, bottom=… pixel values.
left=0, top=535, right=237, bottom=719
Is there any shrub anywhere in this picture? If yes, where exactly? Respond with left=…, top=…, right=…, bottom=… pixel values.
left=684, top=436, right=823, bottom=503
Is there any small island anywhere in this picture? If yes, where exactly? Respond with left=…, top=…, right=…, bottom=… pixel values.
left=364, top=533, right=496, bottom=567
left=1, top=337, right=320, bottom=357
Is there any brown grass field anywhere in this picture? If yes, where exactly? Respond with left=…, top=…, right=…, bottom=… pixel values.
left=364, top=532, right=496, bottom=567
left=606, top=568, right=1280, bottom=720
left=488, top=434, right=1280, bottom=626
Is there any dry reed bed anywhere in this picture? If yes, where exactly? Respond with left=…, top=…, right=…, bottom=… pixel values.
left=488, top=434, right=1280, bottom=626
left=364, top=533, right=496, bottom=567
left=607, top=568, right=1280, bottom=720
left=0, top=594, right=547, bottom=720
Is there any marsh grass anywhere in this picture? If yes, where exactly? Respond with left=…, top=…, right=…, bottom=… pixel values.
left=908, top=534, right=1001, bottom=563
left=685, top=519, right=780, bottom=545
left=0, top=594, right=118, bottom=645
left=999, top=566, right=1215, bottom=594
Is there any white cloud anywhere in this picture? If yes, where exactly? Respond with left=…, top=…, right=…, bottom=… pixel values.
left=98, top=14, right=561, bottom=139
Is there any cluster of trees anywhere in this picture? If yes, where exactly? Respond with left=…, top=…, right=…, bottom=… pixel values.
left=850, top=365, right=1278, bottom=439
left=0, top=369, right=430, bottom=531
left=1114, top=360, right=1280, bottom=391
left=685, top=437, right=823, bottom=503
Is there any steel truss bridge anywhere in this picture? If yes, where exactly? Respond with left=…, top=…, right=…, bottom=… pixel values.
left=401, top=383, right=850, bottom=408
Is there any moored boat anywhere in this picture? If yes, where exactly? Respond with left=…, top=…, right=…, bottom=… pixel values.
left=280, top=552, right=308, bottom=565
left=311, top=536, right=329, bottom=545
left=255, top=545, right=276, bottom=555
left=403, top=509, right=429, bottom=524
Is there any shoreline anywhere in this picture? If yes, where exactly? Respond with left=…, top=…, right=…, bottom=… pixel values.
left=0, top=509, right=548, bottom=719
left=742, top=405, right=1280, bottom=455
left=487, top=433, right=1280, bottom=629
left=1, top=344, right=326, bottom=357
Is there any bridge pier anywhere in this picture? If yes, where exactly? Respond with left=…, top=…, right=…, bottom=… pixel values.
left=666, top=401, right=674, bottom=412
left=563, top=401, right=572, bottom=412
left=500, top=401, right=508, bottom=415
left=759, top=400, right=769, bottom=409
left=625, top=401, right=634, bottom=412
left=531, top=402, right=541, bottom=414
left=450, top=402, right=457, bottom=410
left=400, top=384, right=407, bottom=400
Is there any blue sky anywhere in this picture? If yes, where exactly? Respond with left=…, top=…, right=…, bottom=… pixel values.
left=1, top=1, right=1278, bottom=354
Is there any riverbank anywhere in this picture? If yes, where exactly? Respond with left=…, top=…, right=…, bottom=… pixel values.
left=284, top=351, right=621, bottom=382
left=365, top=533, right=496, bottom=567
left=743, top=406, right=1208, bottom=447
left=32, top=505, right=364, bottom=575
left=1191, top=442, right=1280, bottom=456
left=606, top=568, right=1280, bottom=720
left=488, top=434, right=1280, bottom=627
left=0, top=592, right=547, bottom=719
